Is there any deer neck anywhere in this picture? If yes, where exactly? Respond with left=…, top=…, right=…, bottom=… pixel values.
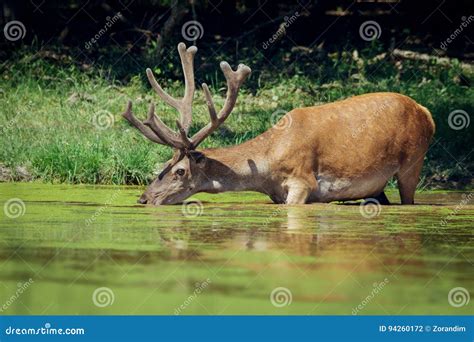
left=199, top=144, right=271, bottom=194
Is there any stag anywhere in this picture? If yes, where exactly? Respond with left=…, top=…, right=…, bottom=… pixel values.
left=122, top=43, right=435, bottom=205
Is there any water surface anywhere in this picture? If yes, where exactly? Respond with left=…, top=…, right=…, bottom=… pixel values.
left=0, top=183, right=472, bottom=315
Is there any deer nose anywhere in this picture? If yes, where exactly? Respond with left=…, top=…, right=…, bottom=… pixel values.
left=137, top=195, right=147, bottom=204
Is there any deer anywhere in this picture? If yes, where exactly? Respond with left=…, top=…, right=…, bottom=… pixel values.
left=121, top=42, right=435, bottom=205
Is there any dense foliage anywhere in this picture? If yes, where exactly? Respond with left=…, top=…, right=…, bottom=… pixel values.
left=1, top=1, right=472, bottom=187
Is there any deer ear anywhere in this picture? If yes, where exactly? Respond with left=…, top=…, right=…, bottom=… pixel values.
left=189, top=151, right=205, bottom=164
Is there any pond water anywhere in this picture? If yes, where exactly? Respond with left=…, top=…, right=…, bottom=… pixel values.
left=0, top=183, right=472, bottom=315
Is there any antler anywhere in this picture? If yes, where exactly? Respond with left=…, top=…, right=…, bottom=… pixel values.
left=122, top=101, right=165, bottom=144
left=146, top=42, right=196, bottom=135
left=122, top=42, right=251, bottom=150
left=190, top=62, right=251, bottom=147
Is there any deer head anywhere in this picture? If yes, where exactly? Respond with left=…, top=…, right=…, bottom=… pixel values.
left=122, top=42, right=251, bottom=205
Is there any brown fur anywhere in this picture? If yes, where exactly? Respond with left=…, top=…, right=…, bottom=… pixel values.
left=139, top=92, right=435, bottom=205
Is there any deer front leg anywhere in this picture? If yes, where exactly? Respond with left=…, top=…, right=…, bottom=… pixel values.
left=285, top=180, right=312, bottom=204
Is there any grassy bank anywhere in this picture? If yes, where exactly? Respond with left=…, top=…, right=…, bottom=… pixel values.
left=1, top=46, right=472, bottom=187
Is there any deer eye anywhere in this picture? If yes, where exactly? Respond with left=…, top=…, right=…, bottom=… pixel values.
left=176, top=168, right=185, bottom=176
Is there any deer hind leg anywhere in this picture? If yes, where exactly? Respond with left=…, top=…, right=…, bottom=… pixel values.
left=396, top=156, right=425, bottom=205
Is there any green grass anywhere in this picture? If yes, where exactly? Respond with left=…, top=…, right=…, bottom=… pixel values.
left=0, top=47, right=472, bottom=185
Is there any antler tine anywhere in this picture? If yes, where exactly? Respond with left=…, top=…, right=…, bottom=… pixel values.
left=146, top=69, right=179, bottom=109
left=202, top=83, right=218, bottom=123
left=145, top=42, right=197, bottom=135
left=219, top=62, right=252, bottom=121
left=178, top=43, right=197, bottom=133
left=143, top=103, right=188, bottom=149
left=190, top=62, right=252, bottom=148
left=121, top=101, right=166, bottom=144
left=176, top=120, right=194, bottom=149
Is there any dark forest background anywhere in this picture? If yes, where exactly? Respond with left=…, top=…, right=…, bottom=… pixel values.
left=2, top=1, right=473, bottom=78
left=0, top=1, right=472, bottom=187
